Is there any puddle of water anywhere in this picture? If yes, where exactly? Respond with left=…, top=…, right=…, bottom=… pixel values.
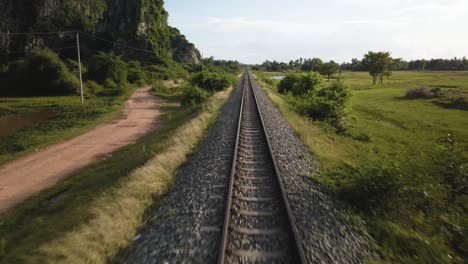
left=0, top=109, right=56, bottom=137
left=271, top=76, right=285, bottom=80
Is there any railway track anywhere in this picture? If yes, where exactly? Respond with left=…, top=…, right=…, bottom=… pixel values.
left=218, top=71, right=307, bottom=264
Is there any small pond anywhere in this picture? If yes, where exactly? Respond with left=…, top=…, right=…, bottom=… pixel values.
left=0, top=109, right=56, bottom=137
left=271, top=76, right=285, bottom=80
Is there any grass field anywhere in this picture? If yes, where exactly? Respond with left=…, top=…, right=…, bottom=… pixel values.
left=0, top=92, right=132, bottom=165
left=256, top=70, right=467, bottom=263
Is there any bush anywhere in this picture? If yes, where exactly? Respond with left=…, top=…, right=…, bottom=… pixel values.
left=86, top=52, right=128, bottom=85
left=127, top=61, right=147, bottom=84
left=151, top=80, right=169, bottom=95
left=278, top=72, right=322, bottom=96
left=181, top=85, right=210, bottom=108
left=292, top=81, right=351, bottom=130
left=338, top=166, right=404, bottom=213
left=405, top=87, right=435, bottom=99
left=0, top=49, right=79, bottom=96
left=190, top=71, right=235, bottom=92
left=84, top=80, right=103, bottom=95
left=278, top=74, right=301, bottom=94
left=143, top=60, right=189, bottom=81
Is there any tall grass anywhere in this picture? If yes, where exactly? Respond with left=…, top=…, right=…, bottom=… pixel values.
left=33, top=87, right=233, bottom=263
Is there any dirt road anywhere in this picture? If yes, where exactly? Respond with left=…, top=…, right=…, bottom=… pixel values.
left=0, top=88, right=163, bottom=213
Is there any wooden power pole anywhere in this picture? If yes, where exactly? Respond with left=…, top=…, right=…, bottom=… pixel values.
left=76, top=32, right=84, bottom=104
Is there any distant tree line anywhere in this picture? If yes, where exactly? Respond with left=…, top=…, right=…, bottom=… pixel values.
left=341, top=57, right=468, bottom=71
left=202, top=57, right=242, bottom=74
left=255, top=58, right=340, bottom=81
left=258, top=56, right=468, bottom=72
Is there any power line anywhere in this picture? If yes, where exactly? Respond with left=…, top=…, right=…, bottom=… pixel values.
left=1, top=30, right=200, bottom=57
left=0, top=31, right=75, bottom=35
left=78, top=31, right=156, bottom=54
left=0, top=46, right=77, bottom=55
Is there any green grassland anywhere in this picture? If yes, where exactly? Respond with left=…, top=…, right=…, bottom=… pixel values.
left=256, top=70, right=467, bottom=263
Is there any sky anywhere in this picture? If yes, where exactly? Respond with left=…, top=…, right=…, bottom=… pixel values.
left=165, top=0, right=468, bottom=64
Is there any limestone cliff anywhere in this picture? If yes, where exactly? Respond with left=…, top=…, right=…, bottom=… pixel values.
left=0, top=0, right=201, bottom=64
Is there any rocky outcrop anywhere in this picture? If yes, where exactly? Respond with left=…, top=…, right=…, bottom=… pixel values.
left=169, top=27, right=201, bottom=64
left=0, top=0, right=201, bottom=64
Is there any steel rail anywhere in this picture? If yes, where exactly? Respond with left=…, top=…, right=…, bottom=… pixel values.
left=247, top=70, right=307, bottom=263
left=218, top=70, right=307, bottom=263
left=218, top=72, right=247, bottom=263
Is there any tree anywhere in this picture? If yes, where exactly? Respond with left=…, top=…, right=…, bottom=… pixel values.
left=319, top=61, right=340, bottom=81
left=361, top=51, right=397, bottom=85
left=300, top=58, right=323, bottom=72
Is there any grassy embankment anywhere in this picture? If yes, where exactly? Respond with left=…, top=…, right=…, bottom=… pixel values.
left=0, top=80, right=235, bottom=263
left=256, top=70, right=467, bottom=263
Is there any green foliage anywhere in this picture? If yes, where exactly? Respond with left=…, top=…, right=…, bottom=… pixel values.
left=190, top=71, right=235, bottom=92
left=143, top=59, right=189, bottom=81
left=52, top=0, right=107, bottom=31
left=85, top=52, right=129, bottom=94
left=278, top=72, right=322, bottom=96
left=181, top=85, right=210, bottom=108
left=319, top=61, right=340, bottom=80
left=84, top=81, right=103, bottom=96
left=362, top=51, right=401, bottom=85
left=277, top=74, right=300, bottom=94
left=277, top=73, right=350, bottom=129
left=0, top=49, right=79, bottom=96
left=127, top=61, right=147, bottom=85
left=301, top=58, right=323, bottom=72
left=292, top=81, right=351, bottom=130
left=202, top=57, right=242, bottom=74
left=142, top=0, right=171, bottom=57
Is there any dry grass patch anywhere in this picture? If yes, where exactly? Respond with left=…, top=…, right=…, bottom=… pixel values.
left=35, top=87, right=234, bottom=263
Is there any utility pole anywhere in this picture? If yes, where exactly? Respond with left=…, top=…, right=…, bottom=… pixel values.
left=76, top=32, right=84, bottom=104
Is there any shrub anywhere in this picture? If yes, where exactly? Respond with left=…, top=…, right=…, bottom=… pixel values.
left=278, top=74, right=301, bottom=94
left=292, top=81, right=351, bottom=130
left=405, top=87, right=435, bottom=99
left=151, top=80, right=169, bottom=95
left=435, top=92, right=468, bottom=110
left=127, top=61, right=147, bottom=84
left=190, top=71, right=235, bottom=92
left=103, top=78, right=118, bottom=90
left=431, top=87, right=443, bottom=97
left=181, top=85, right=210, bottom=108
left=86, top=52, right=128, bottom=85
left=337, top=166, right=404, bottom=213
left=143, top=60, right=189, bottom=81
left=84, top=80, right=103, bottom=95
left=278, top=72, right=322, bottom=96
left=0, top=49, right=79, bottom=96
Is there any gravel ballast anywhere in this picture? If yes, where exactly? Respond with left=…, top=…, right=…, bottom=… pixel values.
left=124, top=79, right=244, bottom=264
left=125, top=73, right=368, bottom=263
